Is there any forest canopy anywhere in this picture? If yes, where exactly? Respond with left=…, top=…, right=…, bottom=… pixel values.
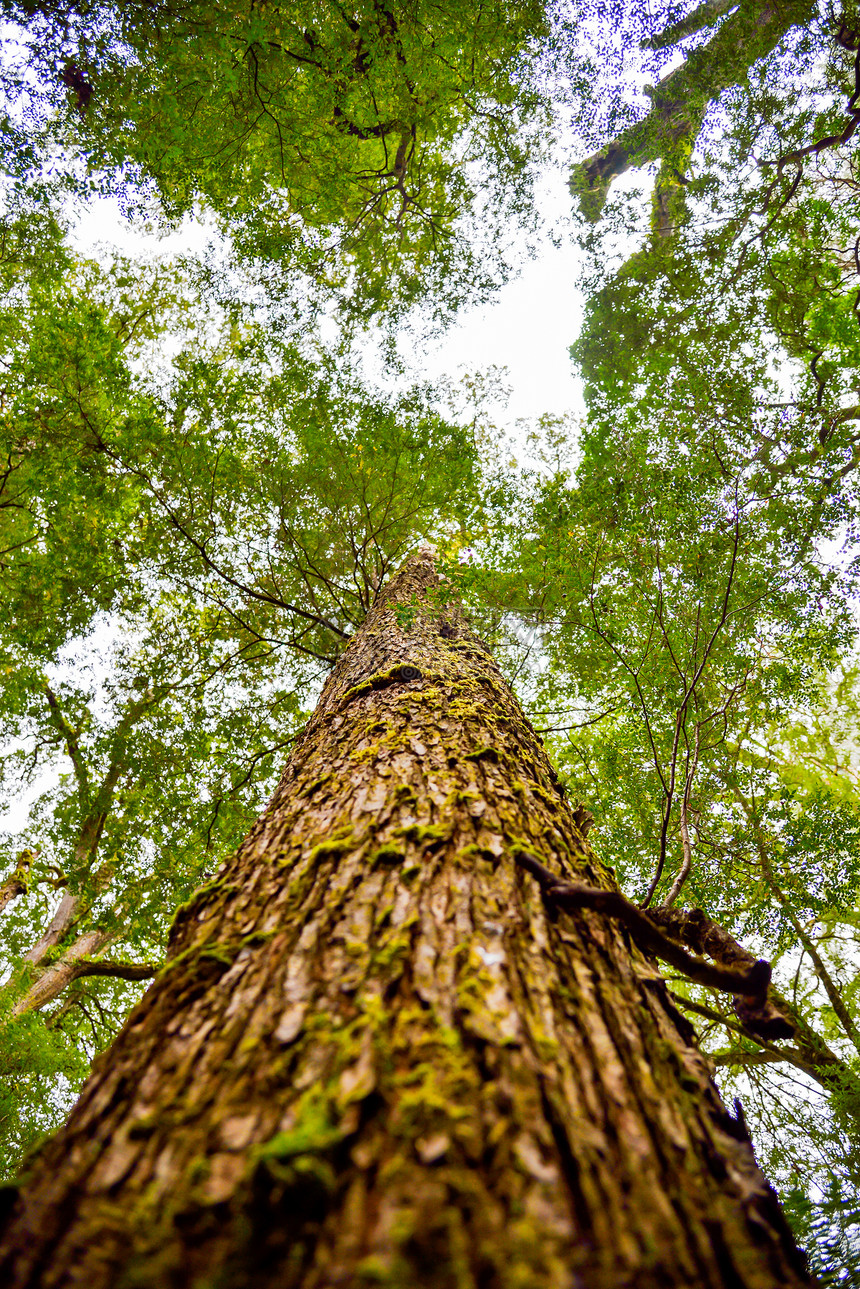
left=1, top=0, right=860, bottom=1281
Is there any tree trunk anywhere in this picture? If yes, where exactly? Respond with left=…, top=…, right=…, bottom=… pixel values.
left=0, top=551, right=812, bottom=1288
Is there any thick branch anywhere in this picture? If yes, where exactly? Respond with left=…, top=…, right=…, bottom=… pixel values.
left=14, top=928, right=115, bottom=1015
left=643, top=0, right=739, bottom=50
left=70, top=958, right=160, bottom=983
left=649, top=904, right=794, bottom=1039
left=514, top=850, right=771, bottom=997
left=574, top=0, right=815, bottom=219
left=671, top=989, right=860, bottom=1128
left=23, top=891, right=82, bottom=966
left=23, top=692, right=159, bottom=969
left=0, top=851, right=32, bottom=913
left=712, top=1046, right=794, bottom=1066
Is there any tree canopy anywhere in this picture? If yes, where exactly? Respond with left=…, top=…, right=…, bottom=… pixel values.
left=1, top=0, right=860, bottom=1280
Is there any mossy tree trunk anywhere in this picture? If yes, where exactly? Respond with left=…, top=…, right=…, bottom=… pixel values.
left=0, top=552, right=812, bottom=1288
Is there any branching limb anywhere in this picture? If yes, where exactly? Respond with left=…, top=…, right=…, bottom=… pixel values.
left=643, top=499, right=741, bottom=907
left=14, top=928, right=115, bottom=1015
left=670, top=990, right=860, bottom=1115
left=663, top=723, right=701, bottom=906
left=642, top=0, right=739, bottom=51
left=649, top=904, right=794, bottom=1039
left=0, top=850, right=34, bottom=913
left=573, top=0, right=814, bottom=220
left=760, top=25, right=860, bottom=181
left=71, top=958, right=160, bottom=983
left=514, top=849, right=771, bottom=996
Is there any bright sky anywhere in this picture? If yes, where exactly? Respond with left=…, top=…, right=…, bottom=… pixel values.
left=426, top=178, right=586, bottom=425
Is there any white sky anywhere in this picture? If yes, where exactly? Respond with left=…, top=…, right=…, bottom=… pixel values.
left=425, top=181, right=586, bottom=425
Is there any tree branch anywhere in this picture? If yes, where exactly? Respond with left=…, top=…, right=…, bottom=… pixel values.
left=71, top=958, right=160, bottom=983
left=514, top=849, right=771, bottom=997
left=574, top=0, right=814, bottom=219
left=712, top=1047, right=793, bottom=1067
left=649, top=904, right=794, bottom=1039
left=642, top=0, right=739, bottom=51
left=0, top=850, right=33, bottom=913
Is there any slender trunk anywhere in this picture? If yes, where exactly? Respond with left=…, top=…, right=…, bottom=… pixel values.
left=22, top=890, right=81, bottom=965
left=0, top=553, right=812, bottom=1288
left=5, top=854, right=114, bottom=1017
left=12, top=927, right=115, bottom=1016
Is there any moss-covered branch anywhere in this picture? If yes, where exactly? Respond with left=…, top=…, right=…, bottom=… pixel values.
left=70, top=958, right=160, bottom=983
left=573, top=0, right=815, bottom=220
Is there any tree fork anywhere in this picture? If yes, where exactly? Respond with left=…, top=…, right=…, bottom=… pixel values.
left=0, top=551, right=812, bottom=1288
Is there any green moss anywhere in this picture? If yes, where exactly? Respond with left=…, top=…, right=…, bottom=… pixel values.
left=464, top=745, right=500, bottom=763
left=234, top=1031, right=260, bottom=1057
left=508, top=840, right=548, bottom=867
left=354, top=1255, right=392, bottom=1283
left=186, top=1156, right=210, bottom=1185
left=396, top=822, right=451, bottom=848
left=340, top=664, right=430, bottom=709
left=156, top=939, right=229, bottom=981
left=255, top=1102, right=342, bottom=1165
left=262, top=1151, right=337, bottom=1192
left=530, top=783, right=559, bottom=809
left=350, top=741, right=386, bottom=766
left=309, top=827, right=357, bottom=864
left=451, top=789, right=480, bottom=807
left=446, top=700, right=485, bottom=721
left=197, top=945, right=236, bottom=967
left=455, top=844, right=500, bottom=868
left=371, top=844, right=406, bottom=868
left=373, top=935, right=412, bottom=969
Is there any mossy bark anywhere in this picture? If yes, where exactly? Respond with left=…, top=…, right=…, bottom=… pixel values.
left=0, top=552, right=812, bottom=1288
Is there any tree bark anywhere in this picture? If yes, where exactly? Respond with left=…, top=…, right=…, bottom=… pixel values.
left=0, top=551, right=813, bottom=1288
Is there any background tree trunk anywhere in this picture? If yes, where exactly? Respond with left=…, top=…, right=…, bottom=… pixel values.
left=0, top=551, right=812, bottom=1288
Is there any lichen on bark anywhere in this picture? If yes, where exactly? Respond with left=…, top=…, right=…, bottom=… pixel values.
left=0, top=551, right=813, bottom=1288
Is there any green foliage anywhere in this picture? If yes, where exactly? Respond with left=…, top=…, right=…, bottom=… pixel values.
left=569, top=0, right=860, bottom=537
left=0, top=1002, right=90, bottom=1180
left=0, top=0, right=568, bottom=320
